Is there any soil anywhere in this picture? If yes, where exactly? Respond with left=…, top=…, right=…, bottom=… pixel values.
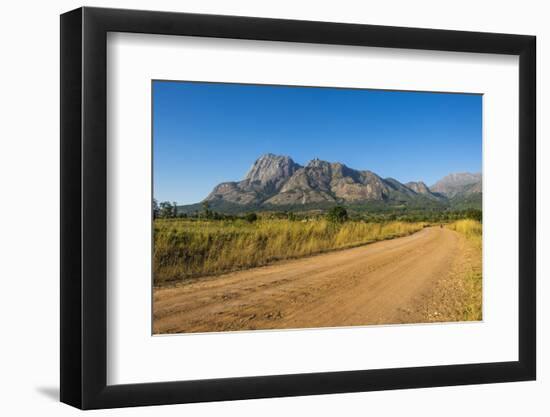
left=153, top=226, right=476, bottom=334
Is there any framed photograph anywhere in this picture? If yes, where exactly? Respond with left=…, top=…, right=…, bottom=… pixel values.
left=60, top=7, right=536, bottom=409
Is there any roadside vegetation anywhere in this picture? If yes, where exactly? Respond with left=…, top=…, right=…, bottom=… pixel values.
left=153, top=199, right=482, bottom=224
left=153, top=199, right=483, bottom=291
left=445, top=219, right=482, bottom=321
left=154, top=205, right=427, bottom=285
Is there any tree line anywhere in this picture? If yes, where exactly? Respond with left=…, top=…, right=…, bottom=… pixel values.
left=153, top=199, right=481, bottom=224
left=153, top=200, right=258, bottom=222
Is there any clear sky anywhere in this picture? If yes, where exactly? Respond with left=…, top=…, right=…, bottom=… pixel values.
left=153, top=81, right=482, bottom=204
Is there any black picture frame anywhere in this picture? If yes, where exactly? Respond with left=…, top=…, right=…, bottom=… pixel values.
left=60, top=6, right=536, bottom=410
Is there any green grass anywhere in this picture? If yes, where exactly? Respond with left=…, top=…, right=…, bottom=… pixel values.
left=154, top=218, right=427, bottom=285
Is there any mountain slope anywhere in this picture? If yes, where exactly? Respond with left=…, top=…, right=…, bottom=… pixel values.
left=430, top=172, right=482, bottom=209
left=178, top=154, right=481, bottom=213
left=430, top=172, right=482, bottom=198
left=205, top=154, right=301, bottom=205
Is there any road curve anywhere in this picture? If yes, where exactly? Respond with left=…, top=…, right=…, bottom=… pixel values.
left=153, top=226, right=463, bottom=334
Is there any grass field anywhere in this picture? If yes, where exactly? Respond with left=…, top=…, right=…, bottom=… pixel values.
left=446, top=219, right=482, bottom=321
left=153, top=218, right=427, bottom=285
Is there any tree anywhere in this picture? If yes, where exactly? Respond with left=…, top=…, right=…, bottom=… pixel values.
left=465, top=208, right=482, bottom=222
left=159, top=201, right=174, bottom=218
left=172, top=201, right=178, bottom=218
left=244, top=212, right=258, bottom=222
left=152, top=198, right=159, bottom=219
left=202, top=201, right=212, bottom=219
left=326, top=206, right=348, bottom=223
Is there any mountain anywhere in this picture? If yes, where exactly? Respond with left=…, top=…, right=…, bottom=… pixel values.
left=180, top=154, right=481, bottom=213
left=405, top=181, right=431, bottom=195
left=264, top=159, right=392, bottom=205
left=205, top=154, right=301, bottom=205
left=430, top=172, right=482, bottom=198
left=430, top=172, right=482, bottom=209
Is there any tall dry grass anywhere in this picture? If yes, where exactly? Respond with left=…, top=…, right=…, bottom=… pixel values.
left=446, top=219, right=482, bottom=242
left=446, top=219, right=482, bottom=321
left=154, top=218, right=427, bottom=285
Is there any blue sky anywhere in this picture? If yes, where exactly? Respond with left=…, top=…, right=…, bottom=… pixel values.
left=153, top=81, right=482, bottom=204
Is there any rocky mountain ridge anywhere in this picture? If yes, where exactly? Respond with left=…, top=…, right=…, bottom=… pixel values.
left=197, top=154, right=481, bottom=212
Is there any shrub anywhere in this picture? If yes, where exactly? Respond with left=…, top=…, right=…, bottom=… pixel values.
left=326, top=206, right=348, bottom=223
left=244, top=212, right=258, bottom=222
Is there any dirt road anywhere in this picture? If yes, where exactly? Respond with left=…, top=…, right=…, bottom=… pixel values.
left=153, top=226, right=468, bottom=334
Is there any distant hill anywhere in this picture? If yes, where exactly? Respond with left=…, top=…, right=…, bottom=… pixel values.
left=430, top=172, right=482, bottom=210
left=430, top=172, right=482, bottom=198
left=177, top=154, right=482, bottom=214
